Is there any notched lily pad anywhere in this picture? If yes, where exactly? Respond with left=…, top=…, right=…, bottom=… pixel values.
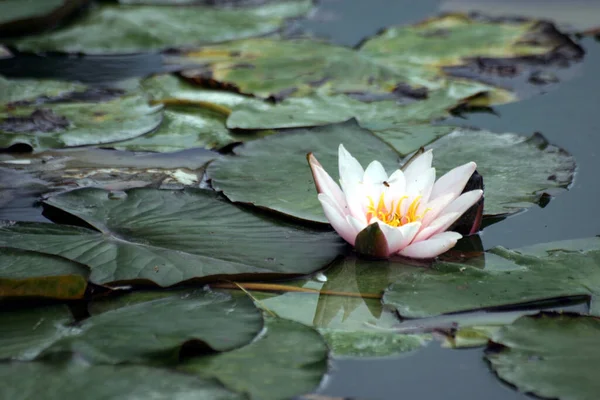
left=0, top=361, right=243, bottom=400
left=487, top=312, right=600, bottom=400
left=383, top=237, right=600, bottom=318
left=43, top=290, right=263, bottom=364
left=0, top=248, right=89, bottom=300
left=428, top=128, right=575, bottom=216
left=0, top=77, right=162, bottom=151
left=0, top=188, right=344, bottom=286
left=10, top=1, right=312, bottom=54
left=182, top=316, right=328, bottom=400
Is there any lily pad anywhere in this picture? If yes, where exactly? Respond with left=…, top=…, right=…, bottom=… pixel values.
left=0, top=361, right=243, bottom=400
left=230, top=255, right=431, bottom=357
left=487, top=313, right=600, bottom=400
left=182, top=317, right=328, bottom=400
left=43, top=290, right=262, bottom=364
left=11, top=1, right=312, bottom=54
left=0, top=0, right=88, bottom=36
left=0, top=305, right=73, bottom=360
left=175, top=14, right=576, bottom=100
left=428, top=128, right=575, bottom=216
left=383, top=237, right=600, bottom=318
left=207, top=120, right=400, bottom=223
left=0, top=248, right=88, bottom=299
left=0, top=78, right=163, bottom=151
left=0, top=188, right=344, bottom=286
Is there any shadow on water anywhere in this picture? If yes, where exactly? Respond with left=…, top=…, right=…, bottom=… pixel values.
left=1, top=1, right=598, bottom=399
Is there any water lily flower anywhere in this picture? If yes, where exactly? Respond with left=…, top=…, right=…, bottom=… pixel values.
left=307, top=145, right=483, bottom=259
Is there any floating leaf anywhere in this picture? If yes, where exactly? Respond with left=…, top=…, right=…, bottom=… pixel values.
left=0, top=248, right=88, bottom=299
left=0, top=0, right=88, bottom=36
left=43, top=290, right=262, bottom=364
left=383, top=237, right=600, bottom=318
left=0, top=305, right=73, bottom=360
left=428, top=128, right=575, bottom=216
left=11, top=1, right=312, bottom=54
left=228, top=255, right=431, bottom=357
left=0, top=188, right=344, bottom=286
left=0, top=361, right=243, bottom=400
left=207, top=120, right=400, bottom=223
left=0, top=78, right=162, bottom=151
left=182, top=317, right=328, bottom=400
left=487, top=313, right=600, bottom=400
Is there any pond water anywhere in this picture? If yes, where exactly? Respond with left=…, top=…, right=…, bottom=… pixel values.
left=1, top=1, right=598, bottom=399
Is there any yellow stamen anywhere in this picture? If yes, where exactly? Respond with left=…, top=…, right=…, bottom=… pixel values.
left=365, top=193, right=429, bottom=227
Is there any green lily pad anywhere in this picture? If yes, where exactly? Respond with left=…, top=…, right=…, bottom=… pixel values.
left=175, top=14, right=572, bottom=100
left=43, top=290, right=262, bottom=364
left=383, top=237, right=600, bottom=318
left=0, top=305, right=73, bottom=360
left=0, top=78, right=163, bottom=151
left=0, top=188, right=344, bottom=286
left=182, top=317, right=328, bottom=400
left=0, top=361, right=243, bottom=400
left=246, top=255, right=430, bottom=357
left=207, top=120, right=400, bottom=223
left=428, top=128, right=575, bottom=216
left=0, top=248, right=88, bottom=299
left=0, top=76, right=85, bottom=104
left=0, top=0, right=88, bottom=36
left=11, top=1, right=312, bottom=54
left=487, top=313, right=600, bottom=400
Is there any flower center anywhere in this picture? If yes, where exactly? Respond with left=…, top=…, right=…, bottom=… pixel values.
left=365, top=193, right=429, bottom=227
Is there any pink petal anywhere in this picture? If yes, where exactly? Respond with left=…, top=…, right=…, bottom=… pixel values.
left=348, top=215, right=367, bottom=233
left=420, top=192, right=455, bottom=228
left=341, top=181, right=369, bottom=224
left=338, top=144, right=364, bottom=185
left=398, top=231, right=462, bottom=259
left=318, top=193, right=358, bottom=245
left=430, top=162, right=477, bottom=202
left=377, top=221, right=421, bottom=254
left=412, top=212, right=460, bottom=242
left=308, top=153, right=347, bottom=213
left=428, top=189, right=484, bottom=236
left=403, top=149, right=433, bottom=186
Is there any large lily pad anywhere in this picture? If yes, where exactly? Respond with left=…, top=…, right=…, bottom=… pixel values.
left=182, top=317, right=328, bottom=400
left=44, top=290, right=263, bottom=364
left=175, top=15, right=577, bottom=100
left=0, top=361, right=243, bottom=400
left=207, top=120, right=575, bottom=223
left=383, top=237, right=600, bottom=318
left=487, top=313, right=600, bottom=400
left=0, top=188, right=344, bottom=286
left=0, top=248, right=88, bottom=299
left=0, top=78, right=162, bottom=151
left=428, top=128, right=575, bottom=216
left=0, top=305, right=73, bottom=360
left=207, top=120, right=400, bottom=223
left=11, top=1, right=312, bottom=54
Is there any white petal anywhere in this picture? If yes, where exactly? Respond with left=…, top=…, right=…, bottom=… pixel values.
left=398, top=231, right=462, bottom=259
left=403, top=149, right=433, bottom=186
left=338, top=144, right=364, bottom=185
left=363, top=160, right=388, bottom=185
left=309, top=155, right=347, bottom=213
left=318, top=193, right=358, bottom=245
left=406, top=167, right=436, bottom=198
left=426, top=189, right=483, bottom=236
left=341, top=181, right=368, bottom=224
left=384, top=169, right=407, bottom=210
left=430, top=161, right=477, bottom=201
left=377, top=222, right=421, bottom=254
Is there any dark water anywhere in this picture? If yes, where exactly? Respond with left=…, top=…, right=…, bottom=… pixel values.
left=1, top=1, right=598, bottom=399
